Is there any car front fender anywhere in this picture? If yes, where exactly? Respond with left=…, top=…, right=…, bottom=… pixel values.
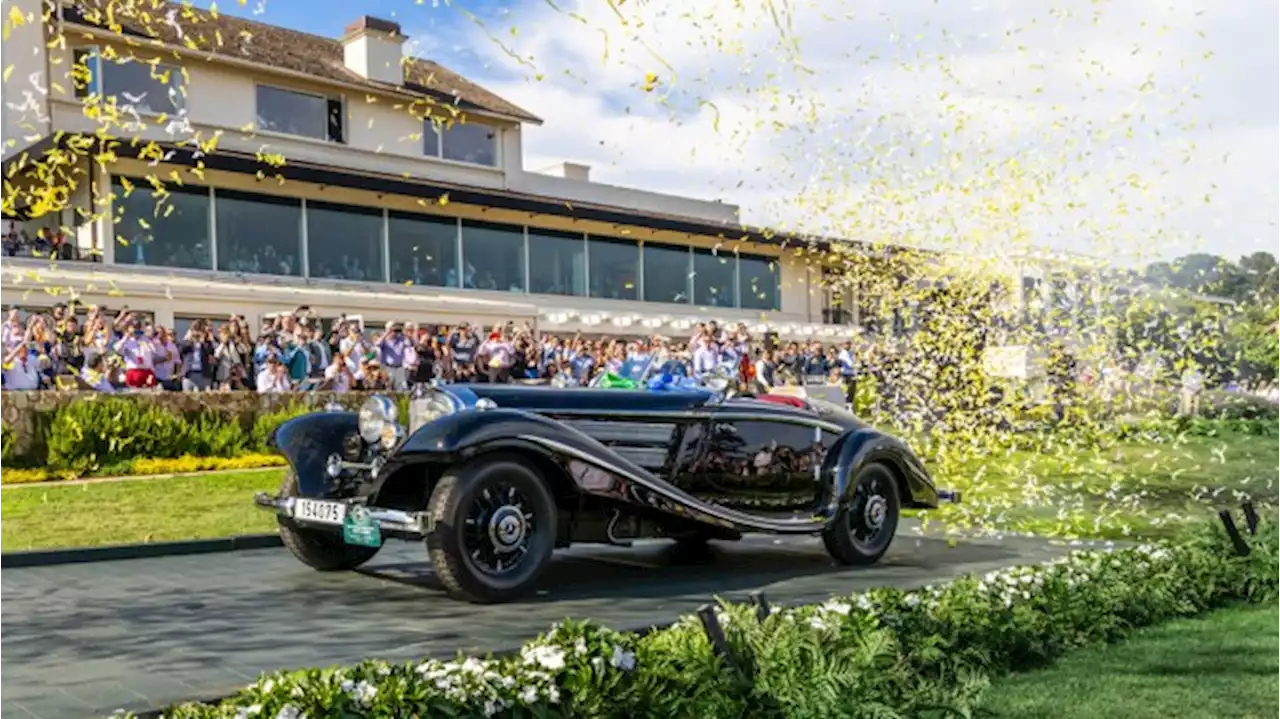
left=271, top=412, right=359, bottom=497
left=821, top=428, right=939, bottom=511
left=396, top=407, right=599, bottom=460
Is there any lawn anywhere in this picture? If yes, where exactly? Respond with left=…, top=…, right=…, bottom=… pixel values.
left=0, top=469, right=286, bottom=551
left=925, top=426, right=1279, bottom=539
left=979, top=602, right=1280, bottom=719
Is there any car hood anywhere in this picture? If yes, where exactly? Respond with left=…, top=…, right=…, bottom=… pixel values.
left=452, top=384, right=715, bottom=414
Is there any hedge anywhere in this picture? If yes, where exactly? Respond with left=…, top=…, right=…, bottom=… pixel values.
left=122, top=514, right=1277, bottom=719
left=1, top=392, right=412, bottom=475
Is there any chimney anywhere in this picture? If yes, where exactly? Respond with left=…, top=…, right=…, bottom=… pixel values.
left=342, top=16, right=406, bottom=86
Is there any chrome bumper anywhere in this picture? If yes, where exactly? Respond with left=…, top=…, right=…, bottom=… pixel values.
left=254, top=492, right=435, bottom=536
left=937, top=489, right=962, bottom=504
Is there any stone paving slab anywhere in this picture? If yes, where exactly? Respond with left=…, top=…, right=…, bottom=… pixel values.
left=1, top=526, right=1065, bottom=718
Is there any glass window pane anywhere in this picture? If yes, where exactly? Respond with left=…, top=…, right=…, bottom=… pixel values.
left=461, top=220, right=524, bottom=292
left=588, top=237, right=639, bottom=300
left=441, top=122, right=497, bottom=166
left=424, top=121, right=442, bottom=157
left=388, top=212, right=459, bottom=287
left=100, top=58, right=182, bottom=115
left=693, top=249, right=737, bottom=307
left=643, top=243, right=690, bottom=304
left=740, top=255, right=780, bottom=310
left=529, top=229, right=585, bottom=296
left=112, top=176, right=211, bottom=270
left=256, top=85, right=326, bottom=140
left=214, top=190, right=302, bottom=276
left=307, top=201, right=383, bottom=282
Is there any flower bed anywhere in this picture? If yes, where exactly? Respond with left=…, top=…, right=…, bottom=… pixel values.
left=127, top=516, right=1276, bottom=719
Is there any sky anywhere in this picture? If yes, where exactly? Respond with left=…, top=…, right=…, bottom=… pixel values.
left=219, top=0, right=1277, bottom=265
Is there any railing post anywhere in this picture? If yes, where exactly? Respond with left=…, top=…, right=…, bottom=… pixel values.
left=695, top=604, right=733, bottom=662
left=748, top=591, right=771, bottom=622
left=1218, top=509, right=1251, bottom=557
left=1241, top=501, right=1259, bottom=536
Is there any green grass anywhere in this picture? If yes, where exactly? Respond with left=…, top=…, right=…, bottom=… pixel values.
left=0, top=469, right=286, bottom=551
left=927, top=427, right=1279, bottom=539
left=979, top=602, right=1280, bottom=719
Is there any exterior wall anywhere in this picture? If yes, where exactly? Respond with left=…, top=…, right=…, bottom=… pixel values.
left=509, top=171, right=741, bottom=226
left=44, top=28, right=740, bottom=225
left=1, top=0, right=52, bottom=159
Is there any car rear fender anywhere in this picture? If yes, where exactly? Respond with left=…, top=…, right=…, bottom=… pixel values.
left=821, top=428, right=940, bottom=510
left=269, top=412, right=359, bottom=498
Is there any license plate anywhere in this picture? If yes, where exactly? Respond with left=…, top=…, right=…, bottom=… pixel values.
left=294, top=499, right=347, bottom=525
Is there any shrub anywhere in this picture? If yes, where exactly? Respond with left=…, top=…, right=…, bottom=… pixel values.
left=1, top=422, right=12, bottom=463
left=45, top=397, right=191, bottom=472
left=127, top=516, right=1276, bottom=719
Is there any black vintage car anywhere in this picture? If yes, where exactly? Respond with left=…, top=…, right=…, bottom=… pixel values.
left=256, top=383, right=958, bottom=603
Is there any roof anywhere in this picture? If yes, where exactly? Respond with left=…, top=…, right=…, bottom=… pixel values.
left=62, top=1, right=542, bottom=124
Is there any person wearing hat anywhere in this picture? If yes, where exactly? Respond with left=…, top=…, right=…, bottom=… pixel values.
left=376, top=320, right=412, bottom=391
left=479, top=328, right=514, bottom=384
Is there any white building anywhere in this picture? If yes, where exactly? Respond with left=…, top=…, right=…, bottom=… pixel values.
left=1, top=1, right=1051, bottom=340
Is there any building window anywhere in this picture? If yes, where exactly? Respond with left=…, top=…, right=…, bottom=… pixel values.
left=643, top=243, right=691, bottom=304
left=425, top=118, right=498, bottom=167
left=214, top=189, right=302, bottom=276
left=388, top=213, right=459, bottom=287
left=587, top=236, right=639, bottom=301
left=693, top=248, right=736, bottom=308
left=461, top=220, right=524, bottom=292
left=111, top=176, right=210, bottom=270
left=256, top=85, right=344, bottom=143
left=306, top=201, right=384, bottom=282
left=76, top=49, right=185, bottom=115
left=528, top=229, right=585, bottom=296
left=739, top=255, right=780, bottom=311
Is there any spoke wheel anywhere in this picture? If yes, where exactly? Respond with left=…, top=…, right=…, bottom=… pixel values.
left=822, top=462, right=900, bottom=566
left=463, top=482, right=537, bottom=576
left=427, top=454, right=556, bottom=603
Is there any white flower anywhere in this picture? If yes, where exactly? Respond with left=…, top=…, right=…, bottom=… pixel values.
left=905, top=593, right=921, bottom=608
left=855, top=594, right=873, bottom=610
left=261, top=680, right=275, bottom=694
left=518, top=685, right=539, bottom=704
left=823, top=600, right=852, bottom=615
left=808, top=616, right=828, bottom=631
left=548, top=685, right=561, bottom=704
left=610, top=645, right=637, bottom=671
left=234, top=705, right=263, bottom=719
left=522, top=645, right=566, bottom=671
left=483, top=699, right=505, bottom=717
left=574, top=638, right=588, bottom=654
left=347, top=680, right=376, bottom=705
left=275, top=706, right=302, bottom=719
left=591, top=656, right=605, bottom=672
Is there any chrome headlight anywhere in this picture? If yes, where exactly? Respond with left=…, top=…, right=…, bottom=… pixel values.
left=358, top=395, right=398, bottom=444
left=409, top=389, right=457, bottom=434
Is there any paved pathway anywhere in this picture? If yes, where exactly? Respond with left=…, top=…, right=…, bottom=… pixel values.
left=1, top=526, right=1065, bottom=718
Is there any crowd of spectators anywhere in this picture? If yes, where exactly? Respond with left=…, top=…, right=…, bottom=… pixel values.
left=0, top=304, right=867, bottom=394
left=2, top=225, right=91, bottom=262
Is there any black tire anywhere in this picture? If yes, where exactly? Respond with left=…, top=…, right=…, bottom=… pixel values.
left=278, top=470, right=380, bottom=571
left=427, top=454, right=557, bottom=603
left=822, top=461, right=900, bottom=566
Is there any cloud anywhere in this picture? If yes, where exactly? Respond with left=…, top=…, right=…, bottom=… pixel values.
left=439, top=0, right=1277, bottom=263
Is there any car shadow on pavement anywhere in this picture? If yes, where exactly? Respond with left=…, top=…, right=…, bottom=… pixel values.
left=354, top=534, right=1024, bottom=603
